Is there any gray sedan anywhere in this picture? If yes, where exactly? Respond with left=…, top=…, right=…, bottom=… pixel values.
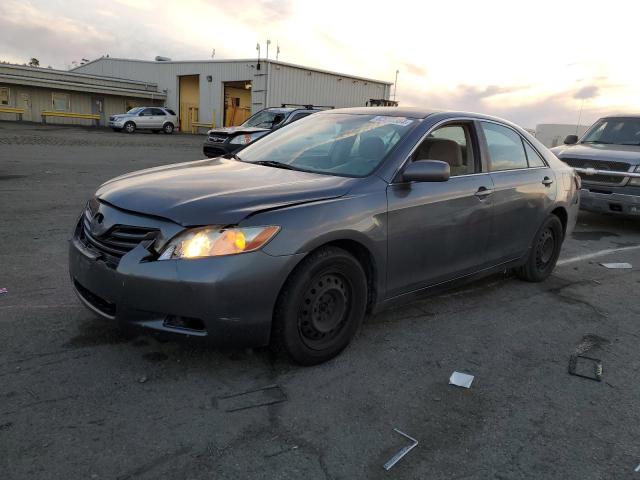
left=69, top=108, right=580, bottom=365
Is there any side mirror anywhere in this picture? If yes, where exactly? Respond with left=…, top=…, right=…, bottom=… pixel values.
left=564, top=135, right=578, bottom=145
left=402, top=160, right=450, bottom=182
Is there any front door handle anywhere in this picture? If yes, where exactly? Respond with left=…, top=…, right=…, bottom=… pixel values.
left=542, top=177, right=554, bottom=187
left=474, top=186, right=493, bottom=198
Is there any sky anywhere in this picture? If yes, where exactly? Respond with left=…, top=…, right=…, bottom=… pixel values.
left=1, top=0, right=638, bottom=129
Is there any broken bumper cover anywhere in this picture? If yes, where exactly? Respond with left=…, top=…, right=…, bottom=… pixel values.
left=579, top=188, right=640, bottom=216
left=69, top=236, right=302, bottom=347
left=202, top=140, right=241, bottom=158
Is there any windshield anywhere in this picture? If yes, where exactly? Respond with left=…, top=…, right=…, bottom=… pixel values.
left=236, top=113, right=417, bottom=177
left=582, top=118, right=640, bottom=145
left=242, top=109, right=288, bottom=128
left=126, top=107, right=144, bottom=114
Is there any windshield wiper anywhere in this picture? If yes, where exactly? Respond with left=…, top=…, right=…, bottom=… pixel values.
left=253, top=160, right=298, bottom=170
left=582, top=140, right=613, bottom=144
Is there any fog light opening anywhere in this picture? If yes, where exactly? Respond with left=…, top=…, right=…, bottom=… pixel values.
left=163, top=315, right=205, bottom=332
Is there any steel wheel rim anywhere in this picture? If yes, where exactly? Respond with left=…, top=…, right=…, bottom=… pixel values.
left=535, top=228, right=555, bottom=269
left=298, top=272, right=351, bottom=350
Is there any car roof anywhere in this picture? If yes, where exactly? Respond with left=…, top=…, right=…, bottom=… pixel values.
left=316, top=107, right=524, bottom=125
left=320, top=107, right=439, bottom=118
left=599, top=114, right=640, bottom=119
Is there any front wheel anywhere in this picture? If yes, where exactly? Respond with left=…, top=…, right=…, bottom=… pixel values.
left=124, top=121, right=136, bottom=134
left=272, top=246, right=368, bottom=365
left=163, top=123, right=174, bottom=134
left=516, top=215, right=563, bottom=282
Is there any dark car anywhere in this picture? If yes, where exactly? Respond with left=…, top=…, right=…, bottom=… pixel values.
left=202, top=105, right=329, bottom=158
left=69, top=108, right=580, bottom=365
left=551, top=115, right=640, bottom=217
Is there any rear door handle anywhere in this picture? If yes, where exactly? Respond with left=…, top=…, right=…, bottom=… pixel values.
left=474, top=186, right=493, bottom=198
left=542, top=177, right=553, bottom=186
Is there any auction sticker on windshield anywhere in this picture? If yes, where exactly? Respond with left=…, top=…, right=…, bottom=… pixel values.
left=370, top=116, right=414, bottom=126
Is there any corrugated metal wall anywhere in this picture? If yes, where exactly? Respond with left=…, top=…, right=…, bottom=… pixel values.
left=266, top=63, right=389, bottom=109
left=0, top=82, right=159, bottom=126
left=75, top=59, right=391, bottom=129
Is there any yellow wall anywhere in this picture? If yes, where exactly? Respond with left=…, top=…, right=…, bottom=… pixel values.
left=179, top=75, right=200, bottom=131
left=224, top=86, right=251, bottom=126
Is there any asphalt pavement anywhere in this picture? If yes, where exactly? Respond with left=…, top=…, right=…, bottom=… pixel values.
left=1, top=122, right=639, bottom=480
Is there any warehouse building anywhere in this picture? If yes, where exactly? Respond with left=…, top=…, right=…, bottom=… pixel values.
left=0, top=64, right=166, bottom=126
left=72, top=57, right=393, bottom=131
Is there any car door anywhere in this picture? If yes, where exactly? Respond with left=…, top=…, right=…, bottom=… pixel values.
left=478, top=121, right=557, bottom=265
left=137, top=108, right=154, bottom=128
left=386, top=121, right=494, bottom=297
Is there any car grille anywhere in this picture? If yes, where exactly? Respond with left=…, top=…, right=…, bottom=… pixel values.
left=561, top=157, right=631, bottom=185
left=77, top=210, right=158, bottom=264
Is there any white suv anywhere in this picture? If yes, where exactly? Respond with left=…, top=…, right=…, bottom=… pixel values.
left=109, top=107, right=178, bottom=134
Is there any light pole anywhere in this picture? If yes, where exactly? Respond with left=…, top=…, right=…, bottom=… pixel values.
left=393, top=69, right=399, bottom=101
left=256, top=43, right=261, bottom=66
left=266, top=39, right=271, bottom=60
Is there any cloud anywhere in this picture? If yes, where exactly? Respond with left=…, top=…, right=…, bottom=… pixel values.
left=574, top=85, right=600, bottom=99
left=401, top=62, right=428, bottom=78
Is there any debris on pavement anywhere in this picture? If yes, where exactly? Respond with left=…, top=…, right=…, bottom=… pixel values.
left=0, top=287, right=8, bottom=294
left=449, top=371, right=474, bottom=388
left=600, top=262, right=632, bottom=269
left=215, top=384, right=287, bottom=412
left=383, top=428, right=419, bottom=471
left=568, top=354, right=603, bottom=382
left=138, top=375, right=148, bottom=384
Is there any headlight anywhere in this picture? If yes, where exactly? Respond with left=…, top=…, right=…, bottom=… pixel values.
left=158, top=225, right=279, bottom=260
left=630, top=166, right=640, bottom=186
left=229, top=132, right=267, bottom=145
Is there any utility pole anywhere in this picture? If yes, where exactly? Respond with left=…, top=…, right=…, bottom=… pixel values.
left=256, top=43, right=261, bottom=70
left=576, top=98, right=585, bottom=135
left=266, top=39, right=271, bottom=60
left=276, top=44, right=280, bottom=60
left=393, top=70, right=399, bottom=101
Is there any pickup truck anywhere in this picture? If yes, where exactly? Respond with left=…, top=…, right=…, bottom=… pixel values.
left=551, top=115, right=640, bottom=217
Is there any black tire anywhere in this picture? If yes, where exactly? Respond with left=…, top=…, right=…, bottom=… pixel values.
left=124, top=121, right=136, bottom=134
left=163, top=123, right=174, bottom=134
left=271, top=246, right=368, bottom=365
left=515, top=215, right=563, bottom=282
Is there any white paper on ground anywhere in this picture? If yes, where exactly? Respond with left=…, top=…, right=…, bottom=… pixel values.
left=600, top=262, right=632, bottom=269
left=449, top=371, right=474, bottom=388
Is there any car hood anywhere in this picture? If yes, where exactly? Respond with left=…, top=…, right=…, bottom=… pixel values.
left=95, top=158, right=356, bottom=226
left=206, top=126, right=270, bottom=135
left=552, top=143, right=640, bottom=165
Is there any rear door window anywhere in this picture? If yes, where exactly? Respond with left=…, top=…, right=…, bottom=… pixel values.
left=481, top=122, right=528, bottom=171
left=523, top=141, right=546, bottom=167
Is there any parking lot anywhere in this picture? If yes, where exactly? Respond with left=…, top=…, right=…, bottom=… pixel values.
left=1, top=121, right=640, bottom=480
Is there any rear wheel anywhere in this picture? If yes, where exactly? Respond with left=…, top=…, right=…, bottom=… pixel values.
left=124, top=121, right=136, bottom=134
left=163, top=123, right=174, bottom=134
left=515, top=215, right=563, bottom=282
left=272, top=246, right=368, bottom=365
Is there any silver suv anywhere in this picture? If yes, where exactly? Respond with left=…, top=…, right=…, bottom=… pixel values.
left=109, top=107, right=178, bottom=134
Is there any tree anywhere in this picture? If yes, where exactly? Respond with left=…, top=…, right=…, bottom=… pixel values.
left=28, top=58, right=40, bottom=67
